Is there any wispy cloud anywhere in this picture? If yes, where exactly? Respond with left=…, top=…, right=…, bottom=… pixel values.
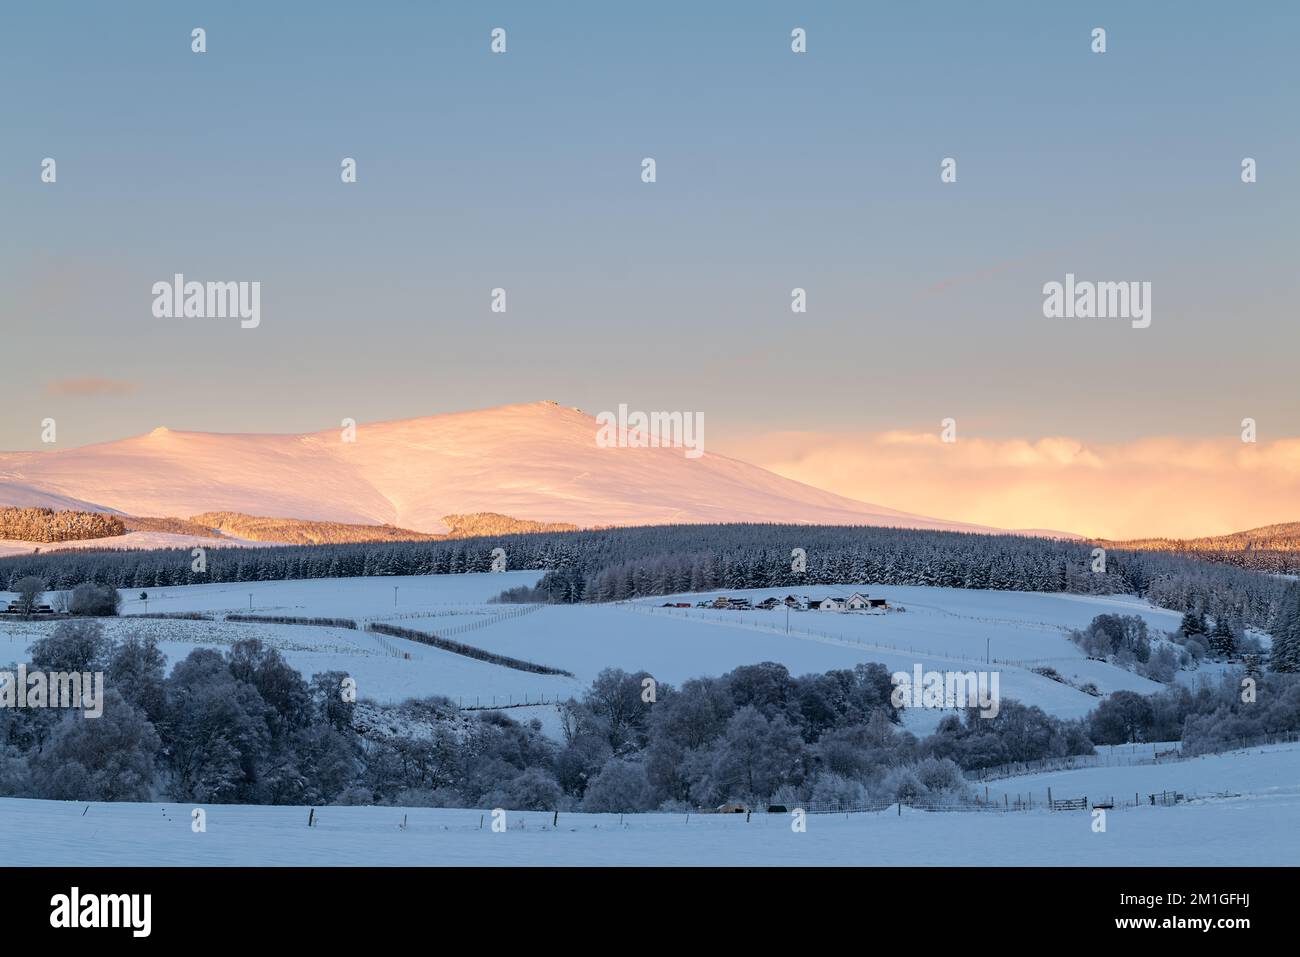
left=727, top=430, right=1300, bottom=540
left=46, top=377, right=139, bottom=397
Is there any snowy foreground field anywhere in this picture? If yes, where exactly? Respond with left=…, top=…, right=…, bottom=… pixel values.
left=4, top=744, right=1297, bottom=866
left=1, top=573, right=1295, bottom=866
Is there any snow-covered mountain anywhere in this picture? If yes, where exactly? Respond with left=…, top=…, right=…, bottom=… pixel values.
left=0, top=401, right=1002, bottom=535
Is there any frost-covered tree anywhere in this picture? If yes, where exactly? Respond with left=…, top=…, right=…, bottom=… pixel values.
left=707, top=706, right=805, bottom=803
left=580, top=757, right=653, bottom=812
left=1268, top=583, right=1300, bottom=673
left=30, top=690, right=159, bottom=801
left=28, top=619, right=113, bottom=674
left=107, top=634, right=167, bottom=723
left=69, top=581, right=121, bottom=616
left=1089, top=690, right=1155, bottom=744
left=1208, top=615, right=1237, bottom=658
left=809, top=771, right=867, bottom=810
left=12, top=576, right=45, bottom=616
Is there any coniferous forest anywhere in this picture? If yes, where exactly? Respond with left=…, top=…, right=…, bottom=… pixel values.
left=1, top=522, right=1288, bottom=633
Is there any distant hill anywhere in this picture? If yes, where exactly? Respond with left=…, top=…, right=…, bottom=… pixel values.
left=0, top=401, right=1004, bottom=535
left=1104, top=522, right=1300, bottom=575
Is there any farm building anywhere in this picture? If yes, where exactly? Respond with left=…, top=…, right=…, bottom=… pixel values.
left=808, top=597, right=845, bottom=611
left=809, top=593, right=888, bottom=612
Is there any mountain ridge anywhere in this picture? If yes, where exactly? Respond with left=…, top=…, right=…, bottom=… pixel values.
left=0, top=400, right=1032, bottom=536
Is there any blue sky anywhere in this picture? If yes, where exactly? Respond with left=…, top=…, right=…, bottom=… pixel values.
left=2, top=1, right=1296, bottom=461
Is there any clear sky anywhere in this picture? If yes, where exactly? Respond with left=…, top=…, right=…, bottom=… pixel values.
left=2, top=2, right=1296, bottom=537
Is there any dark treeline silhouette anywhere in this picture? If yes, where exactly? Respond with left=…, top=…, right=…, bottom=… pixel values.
left=0, top=522, right=1286, bottom=630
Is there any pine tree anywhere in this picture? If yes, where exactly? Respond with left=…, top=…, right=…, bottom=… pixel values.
left=1208, top=616, right=1236, bottom=658
left=1268, top=583, right=1300, bottom=673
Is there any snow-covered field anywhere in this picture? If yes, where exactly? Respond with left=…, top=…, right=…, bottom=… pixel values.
left=5, top=740, right=1292, bottom=867
left=113, top=571, right=545, bottom=617
left=0, top=574, right=578, bottom=718
left=2, top=573, right=1293, bottom=866
left=5, top=743, right=1297, bottom=866
left=0, top=575, right=1215, bottom=733
left=982, top=743, right=1300, bottom=806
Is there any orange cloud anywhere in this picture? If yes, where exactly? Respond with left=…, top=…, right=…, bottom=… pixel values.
left=46, top=377, right=139, bottom=397
left=725, top=430, right=1300, bottom=540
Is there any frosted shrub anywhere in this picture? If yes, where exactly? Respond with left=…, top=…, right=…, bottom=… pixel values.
left=809, top=772, right=866, bottom=810
left=483, top=767, right=562, bottom=811
left=879, top=766, right=926, bottom=803
left=1138, top=644, right=1179, bottom=683
left=913, top=757, right=966, bottom=799
left=70, top=581, right=121, bottom=616
left=580, top=758, right=653, bottom=813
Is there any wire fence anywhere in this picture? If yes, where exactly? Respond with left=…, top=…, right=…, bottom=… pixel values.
left=359, top=606, right=500, bottom=624
left=970, top=730, right=1300, bottom=782
left=458, top=693, right=564, bottom=710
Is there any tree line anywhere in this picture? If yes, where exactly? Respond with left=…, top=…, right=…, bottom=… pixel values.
left=1, top=522, right=1289, bottom=632
left=0, top=507, right=125, bottom=543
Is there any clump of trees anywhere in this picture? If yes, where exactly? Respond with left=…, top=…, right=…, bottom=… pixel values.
left=1268, top=582, right=1300, bottom=673
left=0, top=507, right=124, bottom=543
left=1069, top=611, right=1264, bottom=684
left=1086, top=672, right=1300, bottom=749
left=0, top=626, right=358, bottom=804
left=1069, top=613, right=1178, bottom=682
left=1071, top=614, right=1152, bottom=663
left=69, top=582, right=121, bottom=616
